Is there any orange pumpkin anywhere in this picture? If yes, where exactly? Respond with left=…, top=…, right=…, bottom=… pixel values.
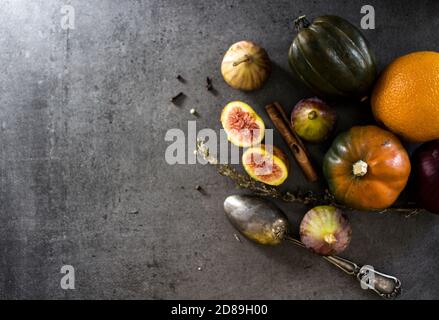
left=323, top=125, right=411, bottom=210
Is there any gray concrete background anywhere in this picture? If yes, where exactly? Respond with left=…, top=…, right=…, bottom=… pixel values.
left=0, top=0, right=438, bottom=299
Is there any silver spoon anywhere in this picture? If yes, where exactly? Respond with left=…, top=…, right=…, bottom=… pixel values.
left=224, top=195, right=401, bottom=299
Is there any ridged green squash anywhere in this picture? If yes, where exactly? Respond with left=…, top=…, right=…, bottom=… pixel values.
left=288, top=15, right=376, bottom=99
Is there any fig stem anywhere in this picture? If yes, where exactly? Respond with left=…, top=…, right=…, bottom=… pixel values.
left=353, top=160, right=368, bottom=177
left=308, top=110, right=318, bottom=120
left=233, top=54, right=251, bottom=66
left=324, top=233, right=337, bottom=245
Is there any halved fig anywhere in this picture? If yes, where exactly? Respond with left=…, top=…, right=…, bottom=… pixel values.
left=242, top=144, right=289, bottom=186
left=221, top=101, right=265, bottom=147
left=300, top=206, right=351, bottom=256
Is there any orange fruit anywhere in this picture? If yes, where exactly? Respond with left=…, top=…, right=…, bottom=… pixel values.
left=371, top=51, right=439, bottom=142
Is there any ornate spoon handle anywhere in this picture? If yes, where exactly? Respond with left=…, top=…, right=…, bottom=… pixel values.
left=285, top=237, right=401, bottom=299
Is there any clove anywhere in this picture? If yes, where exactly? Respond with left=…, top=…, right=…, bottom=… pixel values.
left=170, top=92, right=184, bottom=103
left=206, top=77, right=213, bottom=91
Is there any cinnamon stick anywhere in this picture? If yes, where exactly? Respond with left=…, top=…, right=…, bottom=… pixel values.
left=265, top=102, right=318, bottom=182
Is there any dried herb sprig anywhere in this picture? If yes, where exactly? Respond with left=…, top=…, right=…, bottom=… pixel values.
left=196, top=139, right=334, bottom=206
left=195, top=139, right=424, bottom=216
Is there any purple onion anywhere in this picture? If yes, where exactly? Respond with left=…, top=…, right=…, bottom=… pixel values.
left=413, top=140, right=439, bottom=214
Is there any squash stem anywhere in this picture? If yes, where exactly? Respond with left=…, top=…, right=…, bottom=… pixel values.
left=233, top=54, right=251, bottom=66
left=294, top=15, right=311, bottom=31
left=353, top=160, right=368, bottom=177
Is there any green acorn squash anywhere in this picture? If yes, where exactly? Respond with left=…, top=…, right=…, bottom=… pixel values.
left=288, top=15, right=376, bottom=99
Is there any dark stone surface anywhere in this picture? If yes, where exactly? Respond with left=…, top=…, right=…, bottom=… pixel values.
left=0, top=0, right=438, bottom=299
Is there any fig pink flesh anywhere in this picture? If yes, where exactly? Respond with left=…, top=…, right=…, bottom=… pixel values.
left=243, top=151, right=283, bottom=181
left=226, top=107, right=261, bottom=144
